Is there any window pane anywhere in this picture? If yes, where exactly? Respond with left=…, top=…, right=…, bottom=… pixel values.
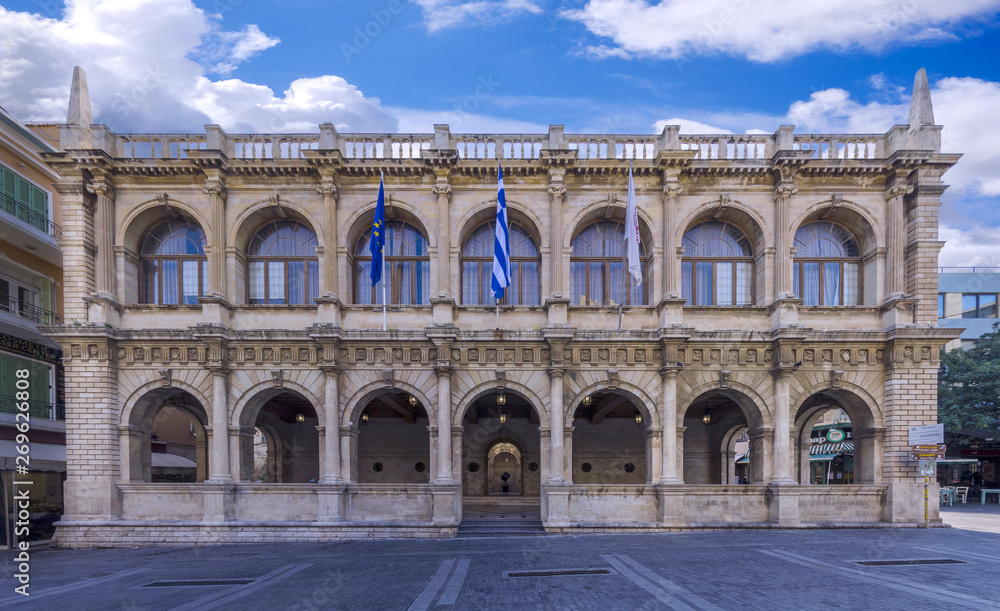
left=696, top=261, right=713, bottom=305
left=802, top=262, right=820, bottom=306
left=609, top=261, right=624, bottom=306
left=142, top=260, right=159, bottom=304
left=736, top=262, right=752, bottom=305
left=522, top=261, right=539, bottom=305
left=268, top=261, right=285, bottom=304
left=823, top=262, right=841, bottom=305
left=962, top=294, right=978, bottom=318
left=463, top=261, right=480, bottom=305
left=480, top=261, right=492, bottom=304
left=570, top=261, right=586, bottom=305
left=308, top=261, right=318, bottom=304
left=629, top=261, right=645, bottom=306
left=288, top=260, right=305, bottom=305
left=416, top=260, right=429, bottom=304
left=181, top=260, right=200, bottom=305
left=589, top=262, right=604, bottom=305
left=397, top=261, right=412, bottom=305
left=938, top=294, right=944, bottom=318
left=793, top=262, right=800, bottom=299
left=162, top=260, right=179, bottom=305
left=843, top=262, right=859, bottom=306
left=716, top=262, right=733, bottom=306
left=980, top=294, right=997, bottom=318
left=249, top=261, right=265, bottom=304
left=682, top=261, right=692, bottom=305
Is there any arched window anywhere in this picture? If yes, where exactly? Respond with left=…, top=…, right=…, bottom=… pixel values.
left=461, top=222, right=540, bottom=305
left=353, top=221, right=429, bottom=305
left=247, top=220, right=319, bottom=305
left=793, top=222, right=860, bottom=306
left=570, top=220, right=649, bottom=306
left=140, top=219, right=207, bottom=305
left=681, top=221, right=753, bottom=306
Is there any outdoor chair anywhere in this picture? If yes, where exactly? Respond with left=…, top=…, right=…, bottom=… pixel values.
left=956, top=486, right=969, bottom=503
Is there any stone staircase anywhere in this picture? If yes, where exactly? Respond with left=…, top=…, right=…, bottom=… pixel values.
left=457, top=496, right=545, bottom=538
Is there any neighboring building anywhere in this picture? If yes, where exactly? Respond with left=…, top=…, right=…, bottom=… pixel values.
left=0, top=104, right=65, bottom=546
left=41, top=67, right=960, bottom=548
left=937, top=268, right=1000, bottom=487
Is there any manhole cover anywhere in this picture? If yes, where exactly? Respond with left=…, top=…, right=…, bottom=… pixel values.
left=505, top=568, right=612, bottom=578
left=143, top=579, right=255, bottom=587
left=854, top=559, right=965, bottom=566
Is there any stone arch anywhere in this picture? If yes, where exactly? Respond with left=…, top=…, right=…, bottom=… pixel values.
left=792, top=385, right=883, bottom=485
left=234, top=380, right=325, bottom=428
left=453, top=380, right=548, bottom=429
left=677, top=197, right=769, bottom=253
left=565, top=380, right=659, bottom=429
left=453, top=199, right=546, bottom=252
left=122, top=379, right=213, bottom=428
left=120, top=385, right=210, bottom=483
left=342, top=198, right=437, bottom=255
left=678, top=381, right=770, bottom=429
left=343, top=380, right=435, bottom=429
left=119, top=197, right=213, bottom=255
left=228, top=198, right=327, bottom=255
left=565, top=199, right=657, bottom=253
left=790, top=199, right=883, bottom=254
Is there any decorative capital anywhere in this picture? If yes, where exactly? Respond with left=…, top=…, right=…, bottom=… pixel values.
left=547, top=184, right=567, bottom=199
left=432, top=183, right=452, bottom=199
left=320, top=364, right=343, bottom=377
left=86, top=180, right=115, bottom=200
left=317, top=183, right=338, bottom=199
left=772, top=184, right=798, bottom=202
left=884, top=183, right=914, bottom=200
left=203, top=184, right=227, bottom=201
left=547, top=366, right=566, bottom=379
left=434, top=364, right=454, bottom=378
left=662, top=182, right=683, bottom=198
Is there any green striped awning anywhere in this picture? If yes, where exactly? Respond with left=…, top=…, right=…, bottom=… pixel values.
left=810, top=441, right=854, bottom=456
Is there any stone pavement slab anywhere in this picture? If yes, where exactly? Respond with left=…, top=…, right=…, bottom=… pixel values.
left=3, top=527, right=1000, bottom=610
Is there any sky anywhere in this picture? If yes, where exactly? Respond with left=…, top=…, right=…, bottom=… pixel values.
left=1, top=0, right=999, bottom=267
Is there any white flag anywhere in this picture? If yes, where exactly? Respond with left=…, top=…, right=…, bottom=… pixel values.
left=625, top=161, right=642, bottom=285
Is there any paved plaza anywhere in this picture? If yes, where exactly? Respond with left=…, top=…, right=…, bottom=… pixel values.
left=3, top=507, right=1000, bottom=610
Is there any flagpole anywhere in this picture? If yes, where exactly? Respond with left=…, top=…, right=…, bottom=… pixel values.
left=381, top=171, right=387, bottom=331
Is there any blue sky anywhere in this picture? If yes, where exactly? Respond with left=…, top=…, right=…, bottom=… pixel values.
left=2, top=0, right=999, bottom=265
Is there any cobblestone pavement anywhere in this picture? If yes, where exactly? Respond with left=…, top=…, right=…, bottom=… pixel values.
left=3, top=523, right=1000, bottom=610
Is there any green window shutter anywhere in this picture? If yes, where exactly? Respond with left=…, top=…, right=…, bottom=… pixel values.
left=16, top=177, right=30, bottom=207
left=30, top=185, right=48, bottom=230
left=39, top=277, right=52, bottom=320
left=1, top=166, right=15, bottom=198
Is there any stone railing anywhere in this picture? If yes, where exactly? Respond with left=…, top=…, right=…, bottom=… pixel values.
left=107, top=125, right=897, bottom=162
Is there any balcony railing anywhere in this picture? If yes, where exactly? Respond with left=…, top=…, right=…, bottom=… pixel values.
left=0, top=395, right=63, bottom=420
left=939, top=267, right=1000, bottom=273
left=0, top=192, right=62, bottom=240
left=1, top=297, right=62, bottom=325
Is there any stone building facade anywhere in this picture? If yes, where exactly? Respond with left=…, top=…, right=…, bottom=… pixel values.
left=42, top=69, right=960, bottom=547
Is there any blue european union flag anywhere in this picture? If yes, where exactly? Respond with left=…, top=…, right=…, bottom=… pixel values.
left=370, top=174, right=385, bottom=287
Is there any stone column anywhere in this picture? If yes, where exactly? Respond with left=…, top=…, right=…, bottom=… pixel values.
left=548, top=182, right=566, bottom=297
left=434, top=366, right=455, bottom=483
left=884, top=181, right=911, bottom=298
left=318, top=180, right=339, bottom=296
left=547, top=368, right=566, bottom=483
left=563, top=426, right=574, bottom=483
left=770, top=369, right=795, bottom=483
left=451, top=425, right=464, bottom=483
left=321, top=366, right=342, bottom=482
left=646, top=426, right=662, bottom=483
left=208, top=367, right=232, bottom=481
left=662, top=182, right=682, bottom=297
left=433, top=181, right=452, bottom=296
left=659, top=367, right=682, bottom=483
left=340, top=425, right=357, bottom=482
left=90, top=180, right=117, bottom=298
left=773, top=184, right=797, bottom=298
left=204, top=180, right=227, bottom=297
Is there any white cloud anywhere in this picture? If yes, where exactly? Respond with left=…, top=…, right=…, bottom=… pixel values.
left=561, top=0, right=1000, bottom=62
left=413, top=0, right=542, bottom=32
left=0, top=0, right=394, bottom=133
left=209, top=25, right=281, bottom=75
left=385, top=106, right=547, bottom=133
left=940, top=225, right=1000, bottom=268
left=652, top=117, right=731, bottom=134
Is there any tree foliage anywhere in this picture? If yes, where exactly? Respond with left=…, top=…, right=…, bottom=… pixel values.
left=939, top=323, right=1000, bottom=446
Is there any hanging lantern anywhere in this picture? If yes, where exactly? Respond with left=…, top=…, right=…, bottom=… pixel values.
left=634, top=410, right=643, bottom=427
left=499, top=412, right=507, bottom=425
left=296, top=413, right=305, bottom=423
left=408, top=394, right=418, bottom=407
left=497, top=390, right=506, bottom=406
left=583, top=395, right=592, bottom=407
left=361, top=411, right=370, bottom=426
left=702, top=410, right=712, bottom=425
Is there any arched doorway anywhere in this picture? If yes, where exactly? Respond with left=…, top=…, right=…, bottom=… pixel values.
left=794, top=389, right=879, bottom=485
left=487, top=442, right=522, bottom=494
left=355, top=390, right=431, bottom=483
left=461, top=390, right=541, bottom=498
left=570, top=391, right=650, bottom=484
left=241, top=390, right=319, bottom=483
left=682, top=390, right=765, bottom=484
left=123, top=388, right=208, bottom=483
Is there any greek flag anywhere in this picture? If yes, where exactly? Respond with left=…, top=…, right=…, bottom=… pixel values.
left=625, top=160, right=642, bottom=285
left=491, top=162, right=511, bottom=300
left=369, top=173, right=385, bottom=287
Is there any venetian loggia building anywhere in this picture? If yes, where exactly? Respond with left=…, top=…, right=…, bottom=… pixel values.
left=42, top=68, right=960, bottom=547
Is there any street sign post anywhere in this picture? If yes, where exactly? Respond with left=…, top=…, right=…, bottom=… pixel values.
left=909, top=423, right=944, bottom=446
left=910, top=444, right=946, bottom=461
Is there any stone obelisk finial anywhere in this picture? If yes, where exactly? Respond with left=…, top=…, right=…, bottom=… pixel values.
left=67, top=66, right=93, bottom=126
left=907, top=67, right=934, bottom=128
